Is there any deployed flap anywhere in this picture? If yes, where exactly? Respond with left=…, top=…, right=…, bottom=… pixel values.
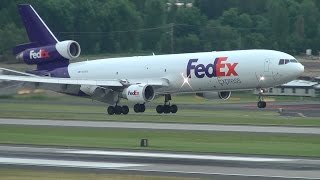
left=0, top=75, right=123, bottom=87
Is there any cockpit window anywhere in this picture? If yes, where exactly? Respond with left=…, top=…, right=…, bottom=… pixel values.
left=285, top=59, right=289, bottom=64
left=279, top=59, right=299, bottom=65
left=279, top=59, right=284, bottom=65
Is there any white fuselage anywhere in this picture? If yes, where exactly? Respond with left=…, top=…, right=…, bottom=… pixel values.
left=68, top=50, right=304, bottom=94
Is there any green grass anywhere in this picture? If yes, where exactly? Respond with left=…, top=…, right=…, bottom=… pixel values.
left=1, top=125, right=320, bottom=157
left=0, top=168, right=201, bottom=180
left=0, top=101, right=320, bottom=126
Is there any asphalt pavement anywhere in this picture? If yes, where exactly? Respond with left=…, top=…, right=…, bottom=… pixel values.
left=0, top=145, right=319, bottom=180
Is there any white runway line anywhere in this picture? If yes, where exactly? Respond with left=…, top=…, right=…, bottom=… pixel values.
left=0, top=157, right=146, bottom=169
left=62, top=150, right=294, bottom=162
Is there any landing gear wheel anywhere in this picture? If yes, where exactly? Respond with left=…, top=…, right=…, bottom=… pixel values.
left=257, top=101, right=266, bottom=109
left=170, top=105, right=178, bottom=113
left=134, top=104, right=146, bottom=113
left=122, top=105, right=129, bottom=115
left=164, top=105, right=171, bottom=114
left=156, top=95, right=179, bottom=114
left=140, top=104, right=146, bottom=113
left=156, top=105, right=163, bottom=114
left=114, top=106, right=122, bottom=115
left=134, top=104, right=140, bottom=113
left=107, top=106, right=115, bottom=115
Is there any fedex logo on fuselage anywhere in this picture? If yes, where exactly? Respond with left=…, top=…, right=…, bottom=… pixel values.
left=128, top=90, right=140, bottom=96
left=29, top=49, right=50, bottom=59
left=187, top=57, right=238, bottom=78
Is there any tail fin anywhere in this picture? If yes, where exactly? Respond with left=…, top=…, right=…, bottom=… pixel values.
left=13, top=4, right=58, bottom=54
left=13, top=4, right=81, bottom=72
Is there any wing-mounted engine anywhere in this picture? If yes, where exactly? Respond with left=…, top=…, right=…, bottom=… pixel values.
left=16, top=40, right=81, bottom=64
left=196, top=91, right=231, bottom=100
left=122, top=84, right=155, bottom=103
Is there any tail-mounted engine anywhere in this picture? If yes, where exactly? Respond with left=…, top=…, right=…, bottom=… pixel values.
left=196, top=91, right=231, bottom=100
left=122, top=84, right=155, bottom=103
left=16, top=40, right=81, bottom=64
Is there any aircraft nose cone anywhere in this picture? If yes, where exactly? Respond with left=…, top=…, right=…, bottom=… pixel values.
left=297, top=63, right=304, bottom=75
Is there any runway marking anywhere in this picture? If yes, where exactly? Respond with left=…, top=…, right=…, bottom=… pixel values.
left=62, top=150, right=294, bottom=162
left=121, top=168, right=320, bottom=180
left=0, top=156, right=315, bottom=179
left=0, top=157, right=146, bottom=169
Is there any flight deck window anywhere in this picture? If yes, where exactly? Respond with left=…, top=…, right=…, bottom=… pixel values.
left=290, top=59, right=298, bottom=63
left=285, top=59, right=289, bottom=64
left=279, top=59, right=284, bottom=65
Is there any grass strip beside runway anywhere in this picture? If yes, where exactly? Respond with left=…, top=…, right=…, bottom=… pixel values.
left=0, top=168, right=201, bottom=180
left=0, top=102, right=320, bottom=126
left=0, top=125, right=320, bottom=157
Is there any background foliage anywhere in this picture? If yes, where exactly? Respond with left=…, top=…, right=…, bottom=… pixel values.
left=0, top=0, right=320, bottom=58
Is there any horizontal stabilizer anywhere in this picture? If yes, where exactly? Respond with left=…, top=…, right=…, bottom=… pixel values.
left=13, top=42, right=39, bottom=55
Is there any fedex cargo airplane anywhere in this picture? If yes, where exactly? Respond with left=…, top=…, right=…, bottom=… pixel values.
left=0, top=4, right=304, bottom=115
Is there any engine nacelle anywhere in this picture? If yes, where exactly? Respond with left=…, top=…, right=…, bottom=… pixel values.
left=196, top=91, right=231, bottom=100
left=16, top=40, right=81, bottom=64
left=122, top=84, right=155, bottom=103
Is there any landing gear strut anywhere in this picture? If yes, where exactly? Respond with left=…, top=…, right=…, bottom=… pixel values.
left=107, top=105, right=129, bottom=115
left=257, top=89, right=267, bottom=109
left=156, top=94, right=178, bottom=114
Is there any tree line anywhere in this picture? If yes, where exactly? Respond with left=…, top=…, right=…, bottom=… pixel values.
left=0, top=0, right=320, bottom=60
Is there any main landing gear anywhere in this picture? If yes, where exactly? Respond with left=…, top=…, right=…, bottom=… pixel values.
left=156, top=94, right=178, bottom=114
left=257, top=88, right=267, bottom=109
left=107, top=105, right=129, bottom=115
left=134, top=103, right=146, bottom=113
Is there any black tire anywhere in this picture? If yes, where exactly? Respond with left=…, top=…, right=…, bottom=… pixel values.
left=107, top=106, right=115, bottom=115
left=115, top=106, right=122, bottom=115
left=140, top=104, right=146, bottom=113
left=170, top=105, right=178, bottom=113
left=164, top=105, right=171, bottom=114
left=122, top=105, right=129, bottom=115
left=156, top=105, right=163, bottom=114
left=257, top=101, right=262, bottom=108
left=134, top=104, right=140, bottom=113
left=257, top=101, right=266, bottom=109
left=262, top=101, right=267, bottom=108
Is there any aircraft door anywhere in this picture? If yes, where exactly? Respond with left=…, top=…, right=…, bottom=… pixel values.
left=264, top=58, right=271, bottom=72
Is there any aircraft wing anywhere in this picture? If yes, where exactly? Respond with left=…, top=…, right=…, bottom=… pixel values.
left=0, top=75, right=124, bottom=87
left=0, top=74, right=170, bottom=87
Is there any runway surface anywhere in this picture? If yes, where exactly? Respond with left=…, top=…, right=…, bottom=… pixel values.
left=0, top=118, right=320, bottom=135
left=0, top=145, right=319, bottom=179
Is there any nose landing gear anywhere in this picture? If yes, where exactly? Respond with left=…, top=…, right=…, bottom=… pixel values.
left=257, top=88, right=267, bottom=109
